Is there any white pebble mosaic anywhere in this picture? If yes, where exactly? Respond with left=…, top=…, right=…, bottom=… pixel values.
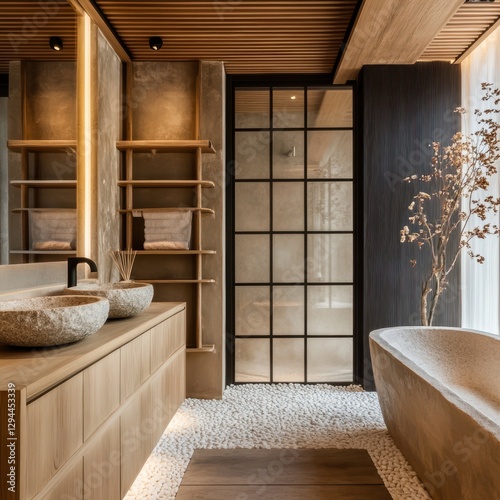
left=124, top=384, right=431, bottom=499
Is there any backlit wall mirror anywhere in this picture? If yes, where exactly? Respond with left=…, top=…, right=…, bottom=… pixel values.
left=0, top=0, right=78, bottom=265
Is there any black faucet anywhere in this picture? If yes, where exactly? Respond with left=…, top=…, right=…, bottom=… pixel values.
left=67, top=257, right=98, bottom=288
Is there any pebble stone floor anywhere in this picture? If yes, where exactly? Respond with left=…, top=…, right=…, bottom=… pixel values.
left=124, top=384, right=431, bottom=499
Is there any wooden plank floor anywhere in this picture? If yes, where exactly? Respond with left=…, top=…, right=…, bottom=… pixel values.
left=176, top=448, right=392, bottom=499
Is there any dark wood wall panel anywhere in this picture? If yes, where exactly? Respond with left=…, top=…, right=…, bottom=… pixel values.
left=357, top=62, right=461, bottom=390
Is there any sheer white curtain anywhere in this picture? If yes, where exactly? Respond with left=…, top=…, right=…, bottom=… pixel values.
left=461, top=27, right=500, bottom=335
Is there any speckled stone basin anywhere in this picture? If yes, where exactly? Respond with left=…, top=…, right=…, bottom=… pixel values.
left=64, top=282, right=154, bottom=319
left=0, top=295, right=109, bottom=347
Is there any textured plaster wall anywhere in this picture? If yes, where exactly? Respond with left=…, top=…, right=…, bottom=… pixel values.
left=96, top=29, right=121, bottom=282
left=188, top=61, right=225, bottom=398
left=25, top=61, right=76, bottom=140
left=132, top=61, right=197, bottom=140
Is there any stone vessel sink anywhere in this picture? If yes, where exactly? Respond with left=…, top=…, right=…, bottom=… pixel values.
left=64, top=282, right=154, bottom=319
left=0, top=295, right=109, bottom=347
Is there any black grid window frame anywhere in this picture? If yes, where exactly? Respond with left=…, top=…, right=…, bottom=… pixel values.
left=226, top=75, right=359, bottom=386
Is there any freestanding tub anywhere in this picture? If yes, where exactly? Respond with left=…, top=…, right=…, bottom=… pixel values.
left=369, top=327, right=500, bottom=500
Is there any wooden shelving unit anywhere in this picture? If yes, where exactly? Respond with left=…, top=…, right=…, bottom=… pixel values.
left=117, top=139, right=216, bottom=352
left=7, top=140, right=77, bottom=261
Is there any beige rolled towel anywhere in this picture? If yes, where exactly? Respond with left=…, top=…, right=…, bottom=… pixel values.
left=33, top=241, right=73, bottom=251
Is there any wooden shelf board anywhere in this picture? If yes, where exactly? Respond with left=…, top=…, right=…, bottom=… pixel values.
left=118, top=180, right=215, bottom=188
left=118, top=207, right=215, bottom=215
left=116, top=140, right=215, bottom=154
left=135, top=250, right=216, bottom=255
left=7, top=139, right=77, bottom=152
left=186, top=345, right=216, bottom=353
left=10, top=180, right=76, bottom=188
left=136, top=279, right=216, bottom=284
left=12, top=208, right=76, bottom=213
left=10, top=250, right=77, bottom=255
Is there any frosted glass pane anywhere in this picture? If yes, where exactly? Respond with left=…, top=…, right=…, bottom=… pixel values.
left=273, top=234, right=304, bottom=283
left=307, top=286, right=353, bottom=335
left=273, top=182, right=304, bottom=231
left=235, top=286, right=270, bottom=335
left=307, top=234, right=352, bottom=283
left=235, top=235, right=269, bottom=283
left=273, top=286, right=304, bottom=336
left=273, top=89, right=304, bottom=128
left=235, top=89, right=270, bottom=129
left=307, top=182, right=352, bottom=231
left=235, top=339, right=270, bottom=382
left=273, top=338, right=304, bottom=382
left=273, top=131, right=304, bottom=179
left=235, top=183, right=270, bottom=231
left=307, top=338, right=353, bottom=382
left=235, top=131, right=270, bottom=179
left=307, top=89, right=352, bottom=128
left=307, top=131, right=352, bottom=179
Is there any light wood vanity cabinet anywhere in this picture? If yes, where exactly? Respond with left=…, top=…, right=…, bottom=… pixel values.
left=0, top=303, right=186, bottom=500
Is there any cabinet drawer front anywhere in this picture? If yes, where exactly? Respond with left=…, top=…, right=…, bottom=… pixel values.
left=83, top=422, right=121, bottom=500
left=26, top=374, right=83, bottom=498
left=120, top=383, right=153, bottom=497
left=150, top=348, right=186, bottom=440
left=84, top=350, right=120, bottom=440
left=121, top=331, right=151, bottom=403
left=151, top=311, right=186, bottom=372
left=43, top=458, right=83, bottom=500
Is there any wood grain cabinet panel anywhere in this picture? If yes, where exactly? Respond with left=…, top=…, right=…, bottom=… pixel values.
left=43, top=459, right=83, bottom=500
left=83, top=422, right=121, bottom=500
left=26, top=374, right=83, bottom=499
left=120, top=383, right=153, bottom=497
left=151, top=348, right=186, bottom=439
left=151, top=311, right=186, bottom=372
left=121, top=330, right=151, bottom=402
left=84, top=349, right=120, bottom=440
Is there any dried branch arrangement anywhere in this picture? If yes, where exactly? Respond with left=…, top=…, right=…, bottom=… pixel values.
left=400, top=83, right=500, bottom=326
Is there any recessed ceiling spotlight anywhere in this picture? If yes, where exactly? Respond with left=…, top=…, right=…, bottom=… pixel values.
left=49, top=36, right=63, bottom=51
left=149, top=36, right=163, bottom=51
left=290, top=95, right=296, bottom=100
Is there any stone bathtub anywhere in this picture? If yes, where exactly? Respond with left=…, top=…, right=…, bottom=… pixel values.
left=369, top=327, right=500, bottom=500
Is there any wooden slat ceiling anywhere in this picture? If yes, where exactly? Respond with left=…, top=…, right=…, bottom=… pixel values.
left=0, top=0, right=77, bottom=74
left=94, top=0, right=358, bottom=74
left=420, top=2, right=500, bottom=63
left=2, top=1, right=500, bottom=78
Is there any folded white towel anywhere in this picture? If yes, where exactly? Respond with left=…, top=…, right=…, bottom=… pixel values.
left=143, top=210, right=192, bottom=249
left=33, top=240, right=73, bottom=250
left=144, top=219, right=191, bottom=229
left=144, top=241, right=189, bottom=250
left=30, top=209, right=77, bottom=251
left=143, top=210, right=191, bottom=220
left=30, top=210, right=76, bottom=220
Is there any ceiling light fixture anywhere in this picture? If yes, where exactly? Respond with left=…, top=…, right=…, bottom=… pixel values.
left=149, top=36, right=163, bottom=51
left=290, top=95, right=296, bottom=100
left=49, top=36, right=63, bottom=51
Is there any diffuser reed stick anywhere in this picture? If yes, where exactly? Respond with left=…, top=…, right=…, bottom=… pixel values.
left=110, top=249, right=137, bottom=282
